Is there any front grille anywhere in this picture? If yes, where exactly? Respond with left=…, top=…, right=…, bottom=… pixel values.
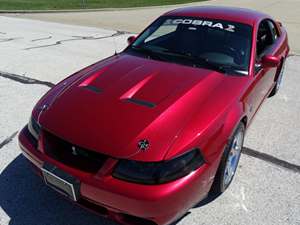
left=43, top=131, right=107, bottom=173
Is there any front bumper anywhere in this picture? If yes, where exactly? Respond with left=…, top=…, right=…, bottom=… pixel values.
left=19, top=126, right=213, bottom=225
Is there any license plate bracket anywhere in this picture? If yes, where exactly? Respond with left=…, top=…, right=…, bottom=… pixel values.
left=42, top=163, right=80, bottom=201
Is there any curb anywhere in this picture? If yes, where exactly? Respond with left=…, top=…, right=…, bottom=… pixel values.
left=0, top=2, right=206, bottom=14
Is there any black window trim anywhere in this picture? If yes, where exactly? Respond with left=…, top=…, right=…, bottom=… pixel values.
left=255, top=18, right=279, bottom=74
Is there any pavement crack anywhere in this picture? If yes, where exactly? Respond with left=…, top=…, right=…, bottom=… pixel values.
left=25, top=30, right=128, bottom=50
left=0, top=37, right=23, bottom=42
left=0, top=131, right=18, bottom=149
left=31, top=35, right=52, bottom=42
left=0, top=71, right=54, bottom=88
left=243, top=147, right=300, bottom=174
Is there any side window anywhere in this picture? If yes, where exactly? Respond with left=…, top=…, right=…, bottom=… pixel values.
left=256, top=20, right=274, bottom=58
left=267, top=20, right=279, bottom=41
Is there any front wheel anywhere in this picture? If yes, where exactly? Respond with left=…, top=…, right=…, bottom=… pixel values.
left=210, top=122, right=245, bottom=194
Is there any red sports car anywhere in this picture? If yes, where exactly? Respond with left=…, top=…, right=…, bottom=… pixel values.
left=19, top=6, right=289, bottom=225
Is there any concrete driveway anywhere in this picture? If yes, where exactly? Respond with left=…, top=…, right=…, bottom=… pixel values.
left=0, top=2, right=300, bottom=225
left=7, top=0, right=300, bottom=53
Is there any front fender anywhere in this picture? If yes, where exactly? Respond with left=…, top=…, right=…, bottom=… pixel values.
left=164, top=100, right=245, bottom=164
left=221, top=102, right=246, bottom=143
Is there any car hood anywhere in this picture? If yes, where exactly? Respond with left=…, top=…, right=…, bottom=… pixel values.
left=37, top=53, right=240, bottom=161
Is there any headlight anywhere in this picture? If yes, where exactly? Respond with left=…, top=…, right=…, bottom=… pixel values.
left=112, top=149, right=204, bottom=184
left=28, top=116, right=41, bottom=139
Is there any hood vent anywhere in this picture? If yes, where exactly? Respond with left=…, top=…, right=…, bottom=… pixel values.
left=81, top=85, right=102, bottom=93
left=124, top=98, right=156, bottom=108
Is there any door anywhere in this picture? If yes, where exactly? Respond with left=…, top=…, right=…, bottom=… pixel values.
left=248, top=19, right=279, bottom=119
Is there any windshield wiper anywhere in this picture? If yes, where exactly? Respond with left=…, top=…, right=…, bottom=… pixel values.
left=131, top=46, right=166, bottom=61
left=162, top=49, right=228, bottom=74
left=195, top=56, right=228, bottom=74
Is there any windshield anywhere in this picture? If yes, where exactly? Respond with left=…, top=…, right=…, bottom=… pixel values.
left=126, top=16, right=252, bottom=75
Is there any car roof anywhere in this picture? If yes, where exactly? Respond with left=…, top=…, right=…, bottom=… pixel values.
left=163, top=6, right=269, bottom=26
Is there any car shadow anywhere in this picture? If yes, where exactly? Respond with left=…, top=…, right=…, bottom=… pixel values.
left=169, top=193, right=221, bottom=225
left=0, top=154, right=118, bottom=225
left=193, top=192, right=221, bottom=208
left=0, top=154, right=221, bottom=225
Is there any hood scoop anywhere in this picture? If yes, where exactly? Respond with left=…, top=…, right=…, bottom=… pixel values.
left=124, top=98, right=156, bottom=108
left=78, top=67, right=106, bottom=94
left=81, top=85, right=102, bottom=93
left=120, top=72, right=157, bottom=108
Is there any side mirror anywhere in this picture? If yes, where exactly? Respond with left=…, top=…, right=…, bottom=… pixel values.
left=261, top=55, right=280, bottom=68
left=127, top=36, right=136, bottom=45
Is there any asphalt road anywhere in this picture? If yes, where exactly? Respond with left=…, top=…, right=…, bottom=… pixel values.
left=0, top=16, right=299, bottom=225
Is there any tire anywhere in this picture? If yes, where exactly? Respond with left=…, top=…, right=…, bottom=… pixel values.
left=210, top=122, right=245, bottom=194
left=268, top=59, right=285, bottom=98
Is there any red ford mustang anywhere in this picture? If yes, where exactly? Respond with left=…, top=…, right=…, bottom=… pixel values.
left=19, top=6, right=289, bottom=225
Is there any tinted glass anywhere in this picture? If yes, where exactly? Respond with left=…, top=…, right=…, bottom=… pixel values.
left=268, top=20, right=279, bottom=41
left=257, top=20, right=274, bottom=57
left=127, top=16, right=253, bottom=75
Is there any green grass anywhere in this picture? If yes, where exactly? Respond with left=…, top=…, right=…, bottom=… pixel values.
left=0, top=0, right=206, bottom=10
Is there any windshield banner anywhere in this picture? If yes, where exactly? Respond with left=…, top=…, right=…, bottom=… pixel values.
left=165, top=19, right=236, bottom=32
